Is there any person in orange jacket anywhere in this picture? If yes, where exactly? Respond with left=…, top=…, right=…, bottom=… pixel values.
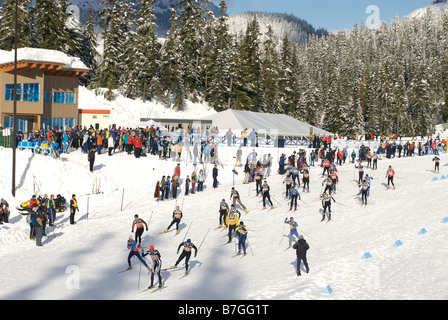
left=97, top=133, right=103, bottom=155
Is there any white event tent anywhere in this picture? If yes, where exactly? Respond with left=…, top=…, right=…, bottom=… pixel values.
left=201, top=109, right=332, bottom=138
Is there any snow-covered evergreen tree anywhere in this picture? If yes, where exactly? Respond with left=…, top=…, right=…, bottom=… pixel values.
left=0, top=0, right=31, bottom=51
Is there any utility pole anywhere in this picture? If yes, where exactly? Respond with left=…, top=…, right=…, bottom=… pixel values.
left=12, top=0, right=18, bottom=197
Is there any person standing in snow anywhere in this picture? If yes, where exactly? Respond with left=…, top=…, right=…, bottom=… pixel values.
left=70, top=194, right=79, bottom=225
left=212, top=164, right=219, bottom=189
left=88, top=145, right=96, bottom=172
left=293, top=235, right=310, bottom=276
left=197, top=169, right=205, bottom=192
left=108, top=134, right=114, bottom=156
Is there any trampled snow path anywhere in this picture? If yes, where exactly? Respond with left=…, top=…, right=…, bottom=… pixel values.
left=0, top=146, right=447, bottom=300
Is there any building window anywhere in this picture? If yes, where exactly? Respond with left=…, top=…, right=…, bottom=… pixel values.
left=41, top=117, right=75, bottom=130
left=53, top=92, right=66, bottom=104
left=44, top=91, right=76, bottom=104
left=5, top=84, right=22, bottom=101
left=23, top=83, right=40, bottom=102
left=65, top=92, right=76, bottom=104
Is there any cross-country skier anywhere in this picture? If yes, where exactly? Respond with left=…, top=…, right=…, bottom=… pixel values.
left=320, top=192, right=335, bottom=221
left=225, top=207, right=239, bottom=243
left=358, top=179, right=370, bottom=205
left=262, top=180, right=273, bottom=209
left=322, top=176, right=333, bottom=195
left=433, top=156, right=440, bottom=173
left=372, top=152, right=378, bottom=170
left=235, top=221, right=248, bottom=255
left=329, top=169, right=339, bottom=193
left=293, top=235, right=310, bottom=276
left=142, top=245, right=163, bottom=289
left=386, top=165, right=395, bottom=189
left=355, top=162, right=364, bottom=184
left=163, top=206, right=183, bottom=235
left=283, top=174, right=292, bottom=199
left=230, top=187, right=248, bottom=212
left=126, top=236, right=150, bottom=271
left=289, top=186, right=301, bottom=211
left=132, top=214, right=148, bottom=244
left=218, top=199, right=229, bottom=228
left=173, top=239, right=197, bottom=275
left=301, top=167, right=310, bottom=192
left=284, top=217, right=299, bottom=247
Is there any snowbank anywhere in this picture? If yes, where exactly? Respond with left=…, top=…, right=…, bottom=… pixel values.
left=78, top=86, right=217, bottom=128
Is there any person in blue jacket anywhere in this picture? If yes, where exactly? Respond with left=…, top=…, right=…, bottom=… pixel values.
left=126, top=236, right=150, bottom=271
left=46, top=194, right=57, bottom=227
left=279, top=154, right=286, bottom=174
left=284, top=216, right=299, bottom=247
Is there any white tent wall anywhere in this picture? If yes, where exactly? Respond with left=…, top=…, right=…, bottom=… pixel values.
left=201, top=110, right=332, bottom=138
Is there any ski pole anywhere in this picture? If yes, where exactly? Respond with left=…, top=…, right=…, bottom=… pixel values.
left=300, top=199, right=310, bottom=207
left=138, top=256, right=142, bottom=290
left=197, top=228, right=210, bottom=254
left=182, top=221, right=192, bottom=242
left=246, top=237, right=254, bottom=256
left=271, top=195, right=282, bottom=207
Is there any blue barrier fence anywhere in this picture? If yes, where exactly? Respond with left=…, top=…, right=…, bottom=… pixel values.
left=18, top=141, right=54, bottom=157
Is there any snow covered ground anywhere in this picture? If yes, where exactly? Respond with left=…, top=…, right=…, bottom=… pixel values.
left=78, top=86, right=217, bottom=128
left=0, top=141, right=447, bottom=301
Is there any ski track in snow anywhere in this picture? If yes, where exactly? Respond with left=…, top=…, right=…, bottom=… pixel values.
left=0, top=145, right=447, bottom=300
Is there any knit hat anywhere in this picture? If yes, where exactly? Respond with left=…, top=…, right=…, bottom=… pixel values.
left=149, top=245, right=154, bottom=251
left=186, top=239, right=191, bottom=244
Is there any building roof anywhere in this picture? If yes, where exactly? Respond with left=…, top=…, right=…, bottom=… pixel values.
left=200, top=109, right=333, bottom=137
left=0, top=48, right=89, bottom=77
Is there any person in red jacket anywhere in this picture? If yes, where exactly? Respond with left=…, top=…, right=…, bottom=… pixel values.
left=386, top=165, right=395, bottom=189
left=30, top=195, right=39, bottom=208
left=174, top=163, right=181, bottom=178
left=127, top=133, right=134, bottom=155
left=133, top=134, right=143, bottom=158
